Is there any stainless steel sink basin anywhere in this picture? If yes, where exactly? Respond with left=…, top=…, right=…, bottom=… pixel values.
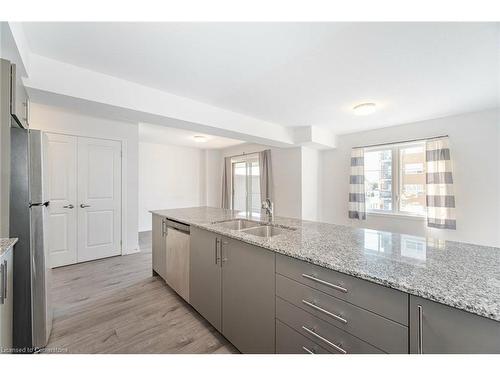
left=241, top=225, right=293, bottom=238
left=215, top=219, right=262, bottom=230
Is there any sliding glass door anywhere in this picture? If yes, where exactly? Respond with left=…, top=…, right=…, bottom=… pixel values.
left=231, top=156, right=261, bottom=215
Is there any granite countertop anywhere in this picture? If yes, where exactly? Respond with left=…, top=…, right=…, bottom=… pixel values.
left=0, top=238, right=18, bottom=257
left=151, top=207, right=500, bottom=322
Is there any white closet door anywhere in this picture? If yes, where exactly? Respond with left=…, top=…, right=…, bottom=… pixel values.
left=77, top=137, right=122, bottom=262
left=45, top=133, right=78, bottom=268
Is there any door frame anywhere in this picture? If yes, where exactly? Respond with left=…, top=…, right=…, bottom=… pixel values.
left=44, top=131, right=125, bottom=256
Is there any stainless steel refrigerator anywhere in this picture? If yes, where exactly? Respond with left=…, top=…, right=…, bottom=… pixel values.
left=10, top=127, right=52, bottom=351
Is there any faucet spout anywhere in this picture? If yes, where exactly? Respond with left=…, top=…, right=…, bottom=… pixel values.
left=261, top=198, right=274, bottom=222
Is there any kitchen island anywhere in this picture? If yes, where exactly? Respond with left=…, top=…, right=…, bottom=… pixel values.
left=150, top=207, right=500, bottom=354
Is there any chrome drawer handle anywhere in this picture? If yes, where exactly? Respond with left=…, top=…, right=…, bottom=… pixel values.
left=302, top=326, right=347, bottom=354
left=63, top=204, right=74, bottom=209
left=302, top=299, right=347, bottom=324
left=302, top=346, right=315, bottom=354
left=302, top=273, right=348, bottom=293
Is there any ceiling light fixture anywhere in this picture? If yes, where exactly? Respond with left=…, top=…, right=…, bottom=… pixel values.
left=353, top=102, right=377, bottom=116
left=193, top=135, right=208, bottom=143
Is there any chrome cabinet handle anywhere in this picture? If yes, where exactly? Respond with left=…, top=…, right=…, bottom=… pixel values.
left=63, top=204, right=74, bottom=209
left=3, top=260, right=7, bottom=300
left=80, top=204, right=91, bottom=208
left=302, top=326, right=347, bottom=354
left=215, top=238, right=220, bottom=264
left=302, top=273, right=348, bottom=293
left=302, top=346, right=315, bottom=354
left=417, top=305, right=423, bottom=354
left=302, top=299, right=348, bottom=324
left=0, top=262, right=4, bottom=304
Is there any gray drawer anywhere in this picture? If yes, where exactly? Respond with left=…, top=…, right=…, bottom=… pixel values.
left=276, top=274, right=408, bottom=353
left=276, top=254, right=408, bottom=325
left=276, top=320, right=331, bottom=354
left=277, top=297, right=384, bottom=354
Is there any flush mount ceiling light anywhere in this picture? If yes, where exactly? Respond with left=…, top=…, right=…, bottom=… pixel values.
left=193, top=135, right=208, bottom=143
left=353, top=102, right=377, bottom=116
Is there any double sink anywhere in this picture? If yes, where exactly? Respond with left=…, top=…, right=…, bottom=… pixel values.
left=214, top=219, right=295, bottom=238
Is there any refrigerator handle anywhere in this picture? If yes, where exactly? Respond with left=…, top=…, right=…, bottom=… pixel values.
left=0, top=262, right=4, bottom=304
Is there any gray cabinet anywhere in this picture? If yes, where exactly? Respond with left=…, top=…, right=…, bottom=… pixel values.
left=190, top=227, right=222, bottom=331
left=276, top=298, right=384, bottom=354
left=276, top=253, right=408, bottom=325
left=409, top=295, right=500, bottom=354
left=275, top=253, right=409, bottom=354
left=222, top=236, right=275, bottom=354
left=0, top=246, right=14, bottom=351
left=276, top=273, right=407, bottom=353
left=151, top=214, right=167, bottom=280
left=190, top=227, right=276, bottom=353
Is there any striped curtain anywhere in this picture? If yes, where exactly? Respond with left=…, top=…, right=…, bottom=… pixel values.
left=348, top=148, right=366, bottom=220
left=426, top=137, right=456, bottom=229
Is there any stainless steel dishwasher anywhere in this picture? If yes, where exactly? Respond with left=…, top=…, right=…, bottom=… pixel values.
left=165, top=219, right=190, bottom=302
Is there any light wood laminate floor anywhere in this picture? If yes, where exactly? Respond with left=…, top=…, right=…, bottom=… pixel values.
left=45, top=232, right=238, bottom=354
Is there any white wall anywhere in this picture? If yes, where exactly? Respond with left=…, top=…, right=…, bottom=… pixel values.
left=301, top=147, right=321, bottom=221
left=205, top=149, right=222, bottom=208
left=320, top=109, right=500, bottom=247
left=138, top=142, right=206, bottom=231
left=29, top=102, right=140, bottom=254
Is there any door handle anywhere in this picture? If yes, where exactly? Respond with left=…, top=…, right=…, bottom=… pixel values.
left=63, top=204, right=74, bottom=209
left=80, top=204, right=91, bottom=208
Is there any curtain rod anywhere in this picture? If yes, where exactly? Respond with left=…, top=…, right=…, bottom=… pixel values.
left=227, top=149, right=270, bottom=159
left=353, top=135, right=448, bottom=149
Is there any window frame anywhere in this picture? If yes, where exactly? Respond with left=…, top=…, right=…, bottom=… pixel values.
left=230, top=154, right=261, bottom=215
left=364, top=141, right=426, bottom=218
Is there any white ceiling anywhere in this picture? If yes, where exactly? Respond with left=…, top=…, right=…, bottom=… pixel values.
left=22, top=22, right=499, bottom=134
left=139, top=123, right=244, bottom=149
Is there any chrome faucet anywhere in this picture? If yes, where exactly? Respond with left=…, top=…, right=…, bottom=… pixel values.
left=262, top=198, right=274, bottom=222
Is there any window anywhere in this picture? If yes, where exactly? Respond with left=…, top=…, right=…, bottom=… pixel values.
left=364, top=142, right=426, bottom=216
left=231, top=155, right=261, bottom=215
